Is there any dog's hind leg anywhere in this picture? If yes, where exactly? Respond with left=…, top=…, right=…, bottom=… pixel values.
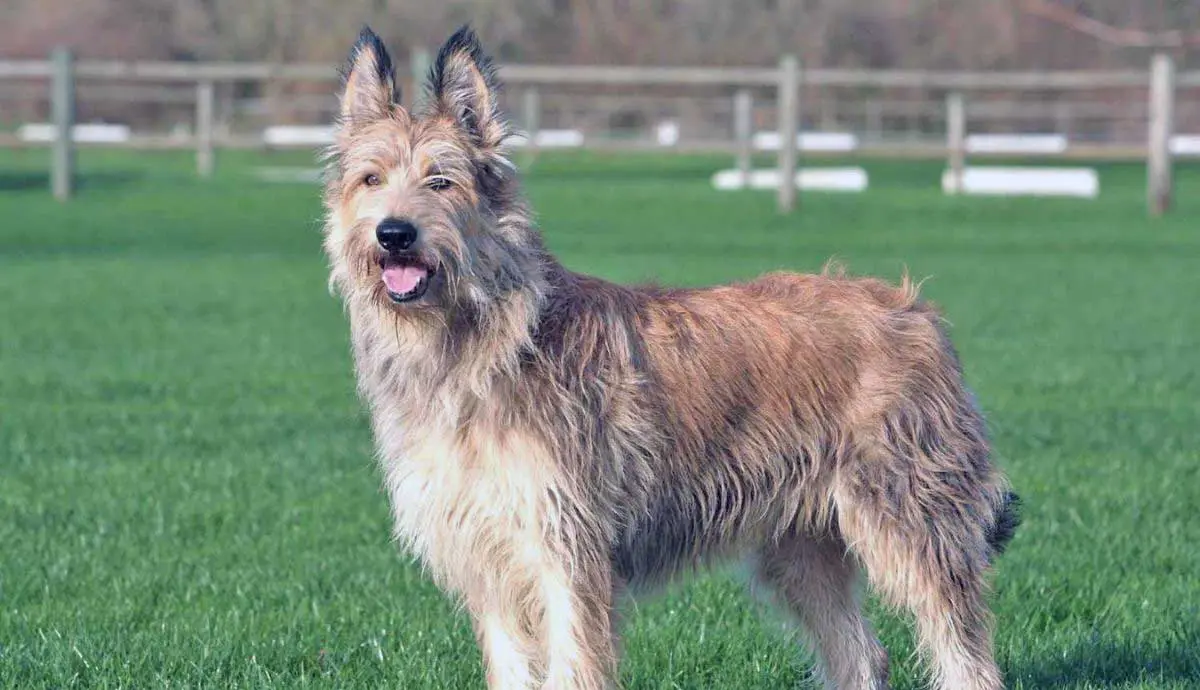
left=754, top=533, right=891, bottom=689
left=834, top=413, right=1010, bottom=690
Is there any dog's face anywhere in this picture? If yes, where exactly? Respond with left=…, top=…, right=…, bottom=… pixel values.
left=323, top=27, right=531, bottom=319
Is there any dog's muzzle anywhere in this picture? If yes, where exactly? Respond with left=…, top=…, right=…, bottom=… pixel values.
left=376, top=218, right=435, bottom=303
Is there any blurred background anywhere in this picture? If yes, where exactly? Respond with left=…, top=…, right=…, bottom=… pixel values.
left=5, top=0, right=1199, bottom=65
left=2, top=1, right=1199, bottom=153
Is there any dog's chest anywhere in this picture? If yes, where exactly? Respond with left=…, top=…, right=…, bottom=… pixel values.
left=375, top=412, right=554, bottom=587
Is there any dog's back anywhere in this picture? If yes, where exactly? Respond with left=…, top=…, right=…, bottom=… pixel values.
left=534, top=269, right=1017, bottom=584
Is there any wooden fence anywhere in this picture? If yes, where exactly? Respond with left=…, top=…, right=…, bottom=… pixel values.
left=1, top=50, right=1196, bottom=213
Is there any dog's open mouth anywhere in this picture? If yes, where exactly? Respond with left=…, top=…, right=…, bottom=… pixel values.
left=380, top=253, right=436, bottom=303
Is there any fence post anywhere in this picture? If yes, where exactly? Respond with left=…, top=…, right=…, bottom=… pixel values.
left=777, top=54, right=799, bottom=213
left=50, top=47, right=75, bottom=201
left=217, top=82, right=234, bottom=139
left=866, top=99, right=883, bottom=142
left=1054, top=100, right=1072, bottom=140
left=523, top=87, right=540, bottom=149
left=946, top=91, right=966, bottom=194
left=734, top=89, right=753, bottom=184
left=410, top=48, right=431, bottom=109
left=196, top=79, right=215, bottom=178
left=1147, top=52, right=1174, bottom=217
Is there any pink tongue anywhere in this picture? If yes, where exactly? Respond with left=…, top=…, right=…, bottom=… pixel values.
left=382, top=265, right=429, bottom=295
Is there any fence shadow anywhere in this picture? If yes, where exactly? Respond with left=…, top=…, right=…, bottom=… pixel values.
left=1009, top=625, right=1200, bottom=688
left=0, top=172, right=49, bottom=192
left=0, top=171, right=145, bottom=193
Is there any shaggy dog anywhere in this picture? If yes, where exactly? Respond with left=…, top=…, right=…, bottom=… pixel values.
left=321, top=25, right=1019, bottom=690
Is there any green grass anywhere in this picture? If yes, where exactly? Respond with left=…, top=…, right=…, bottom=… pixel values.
left=1, top=147, right=1198, bottom=689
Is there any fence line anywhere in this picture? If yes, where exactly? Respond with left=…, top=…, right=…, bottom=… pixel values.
left=4, top=60, right=1200, bottom=88
left=1, top=53, right=1194, bottom=213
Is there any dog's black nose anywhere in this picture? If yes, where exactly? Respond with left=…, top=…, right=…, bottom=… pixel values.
left=376, top=218, right=418, bottom=251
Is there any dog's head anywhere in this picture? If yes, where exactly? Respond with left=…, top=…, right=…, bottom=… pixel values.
left=323, top=26, right=543, bottom=323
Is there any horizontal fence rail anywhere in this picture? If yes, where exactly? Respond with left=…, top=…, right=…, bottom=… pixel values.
left=1, top=53, right=1194, bottom=214
left=4, top=60, right=1200, bottom=88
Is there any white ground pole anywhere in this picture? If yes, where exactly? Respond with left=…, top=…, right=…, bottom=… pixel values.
left=503, top=130, right=584, bottom=149
left=1171, top=135, right=1200, bottom=156
left=19, top=123, right=130, bottom=143
left=966, top=134, right=1068, bottom=154
left=712, top=167, right=868, bottom=192
left=262, top=126, right=336, bottom=147
left=751, top=131, right=858, bottom=152
left=939, top=167, right=1098, bottom=198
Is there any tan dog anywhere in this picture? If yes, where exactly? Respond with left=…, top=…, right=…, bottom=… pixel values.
left=321, top=25, right=1019, bottom=690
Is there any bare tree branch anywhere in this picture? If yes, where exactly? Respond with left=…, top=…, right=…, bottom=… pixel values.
left=1020, top=0, right=1200, bottom=48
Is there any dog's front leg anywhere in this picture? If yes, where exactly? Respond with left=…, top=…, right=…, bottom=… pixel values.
left=540, top=559, right=619, bottom=690
left=473, top=609, right=537, bottom=690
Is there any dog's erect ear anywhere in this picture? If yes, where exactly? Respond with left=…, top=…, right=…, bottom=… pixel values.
left=339, top=26, right=398, bottom=124
left=429, top=25, right=506, bottom=149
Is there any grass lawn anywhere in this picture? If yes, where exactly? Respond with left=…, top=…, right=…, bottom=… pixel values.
left=1, top=147, right=1198, bottom=689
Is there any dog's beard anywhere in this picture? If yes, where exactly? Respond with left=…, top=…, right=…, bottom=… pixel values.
left=327, top=208, right=546, bottom=372
left=344, top=249, right=495, bottom=342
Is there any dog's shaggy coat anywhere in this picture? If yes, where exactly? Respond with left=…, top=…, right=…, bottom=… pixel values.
left=322, top=25, right=1020, bottom=690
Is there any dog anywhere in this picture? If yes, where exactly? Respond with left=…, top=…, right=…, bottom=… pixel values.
left=321, top=25, right=1020, bottom=690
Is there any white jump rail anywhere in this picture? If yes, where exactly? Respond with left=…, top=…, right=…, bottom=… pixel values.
left=751, top=132, right=859, bottom=152
left=712, top=167, right=868, bottom=193
left=263, top=125, right=335, bottom=147
left=1170, top=135, right=1200, bottom=157
left=19, top=122, right=131, bottom=143
left=504, top=129, right=584, bottom=149
left=948, top=133, right=1096, bottom=198
left=254, top=166, right=324, bottom=184
left=942, top=167, right=1098, bottom=198
left=965, top=134, right=1068, bottom=155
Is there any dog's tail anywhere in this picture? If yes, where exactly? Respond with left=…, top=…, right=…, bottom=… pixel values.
left=986, top=490, right=1021, bottom=558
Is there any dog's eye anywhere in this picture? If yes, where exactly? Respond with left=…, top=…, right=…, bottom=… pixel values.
left=364, top=173, right=382, bottom=187
left=426, top=176, right=453, bottom=192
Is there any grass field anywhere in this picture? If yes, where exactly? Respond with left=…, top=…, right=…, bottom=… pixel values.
left=2, top=147, right=1198, bottom=689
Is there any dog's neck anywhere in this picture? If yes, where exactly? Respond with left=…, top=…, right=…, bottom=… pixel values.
left=345, top=252, right=554, bottom=430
